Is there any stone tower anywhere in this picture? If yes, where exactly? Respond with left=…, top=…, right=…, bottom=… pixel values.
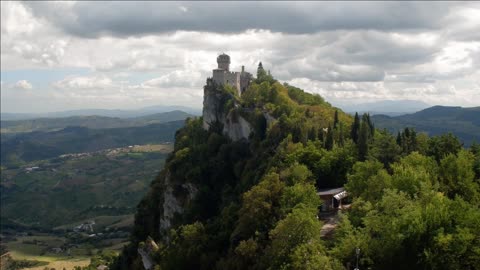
left=211, top=53, right=252, bottom=95
left=217, top=53, right=231, bottom=71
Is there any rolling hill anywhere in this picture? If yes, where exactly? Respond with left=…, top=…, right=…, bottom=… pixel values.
left=1, top=110, right=193, bottom=133
left=371, top=105, right=480, bottom=145
left=1, top=144, right=173, bottom=228
left=1, top=120, right=185, bottom=167
left=0, top=105, right=201, bottom=121
left=341, top=100, right=430, bottom=116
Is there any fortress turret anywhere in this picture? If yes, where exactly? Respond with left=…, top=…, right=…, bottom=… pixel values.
left=217, top=53, right=231, bottom=71
left=211, top=53, right=252, bottom=95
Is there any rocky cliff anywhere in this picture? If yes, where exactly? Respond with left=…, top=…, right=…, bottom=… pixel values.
left=155, top=83, right=255, bottom=236
left=119, top=79, right=279, bottom=270
left=202, top=81, right=253, bottom=141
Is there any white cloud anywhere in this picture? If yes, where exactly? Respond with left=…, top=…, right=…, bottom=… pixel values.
left=43, top=74, right=203, bottom=112
left=14, top=80, right=33, bottom=90
left=142, top=70, right=204, bottom=88
left=53, top=75, right=113, bottom=90
left=1, top=1, right=479, bottom=113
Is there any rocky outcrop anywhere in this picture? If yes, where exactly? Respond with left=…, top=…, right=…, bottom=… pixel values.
left=202, top=81, right=253, bottom=141
left=223, top=111, right=252, bottom=141
left=138, top=246, right=154, bottom=269
left=159, top=171, right=183, bottom=231
left=263, top=112, right=276, bottom=127
left=202, top=84, right=227, bottom=131
left=138, top=237, right=159, bottom=270
left=158, top=171, right=199, bottom=234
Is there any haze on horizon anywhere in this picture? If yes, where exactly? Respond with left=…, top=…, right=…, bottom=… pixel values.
left=1, top=1, right=479, bottom=114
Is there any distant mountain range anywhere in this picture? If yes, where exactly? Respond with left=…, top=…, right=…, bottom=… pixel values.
left=371, top=106, right=480, bottom=146
left=1, top=105, right=202, bottom=121
left=1, top=110, right=193, bottom=133
left=341, top=100, right=430, bottom=116
left=1, top=120, right=185, bottom=165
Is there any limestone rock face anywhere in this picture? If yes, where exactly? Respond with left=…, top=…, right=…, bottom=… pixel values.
left=158, top=171, right=199, bottom=234
left=159, top=171, right=183, bottom=232
left=202, top=84, right=253, bottom=141
left=202, top=85, right=227, bottom=130
left=138, top=237, right=159, bottom=270
left=223, top=111, right=252, bottom=141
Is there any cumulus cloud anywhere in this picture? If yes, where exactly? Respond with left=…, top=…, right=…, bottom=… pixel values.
left=141, top=70, right=204, bottom=88
left=53, top=75, right=113, bottom=90
left=1, top=1, right=479, bottom=113
left=42, top=74, right=203, bottom=112
left=14, top=80, right=33, bottom=90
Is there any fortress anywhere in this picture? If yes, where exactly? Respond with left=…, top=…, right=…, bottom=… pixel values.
left=203, top=53, right=261, bottom=140
left=210, top=53, right=253, bottom=95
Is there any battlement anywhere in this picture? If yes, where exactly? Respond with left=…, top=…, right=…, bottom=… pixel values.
left=217, top=53, right=231, bottom=71
left=211, top=53, right=252, bottom=95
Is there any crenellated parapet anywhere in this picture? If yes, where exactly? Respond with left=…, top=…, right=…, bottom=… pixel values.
left=211, top=53, right=252, bottom=96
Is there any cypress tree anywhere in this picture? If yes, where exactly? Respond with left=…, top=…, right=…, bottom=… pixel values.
left=358, top=120, right=370, bottom=161
left=338, top=124, right=345, bottom=147
left=334, top=110, right=339, bottom=129
left=309, top=127, right=318, bottom=141
left=318, top=128, right=324, bottom=143
left=325, top=124, right=334, bottom=150
left=257, top=62, right=266, bottom=79
left=396, top=131, right=402, bottom=146
left=351, top=112, right=360, bottom=143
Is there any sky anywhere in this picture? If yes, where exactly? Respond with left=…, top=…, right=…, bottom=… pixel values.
left=1, top=1, right=479, bottom=113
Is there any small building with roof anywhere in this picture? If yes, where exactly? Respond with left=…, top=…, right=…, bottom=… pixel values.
left=317, top=187, right=348, bottom=212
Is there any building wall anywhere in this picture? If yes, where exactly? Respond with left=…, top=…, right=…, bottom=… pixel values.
left=224, top=71, right=240, bottom=92
left=212, top=69, right=225, bottom=86
left=218, top=61, right=229, bottom=71
left=212, top=56, right=252, bottom=95
left=240, top=72, right=252, bottom=94
left=213, top=69, right=241, bottom=94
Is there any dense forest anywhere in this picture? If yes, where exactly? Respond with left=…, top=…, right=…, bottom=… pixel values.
left=109, top=70, right=480, bottom=270
left=371, top=105, right=480, bottom=146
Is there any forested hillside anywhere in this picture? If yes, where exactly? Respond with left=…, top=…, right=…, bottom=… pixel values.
left=111, top=74, right=480, bottom=270
left=371, top=106, right=480, bottom=146
left=1, top=110, right=192, bottom=133
left=1, top=120, right=184, bottom=166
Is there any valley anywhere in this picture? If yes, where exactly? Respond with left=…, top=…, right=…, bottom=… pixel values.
left=0, top=111, right=188, bottom=269
left=0, top=143, right=173, bottom=269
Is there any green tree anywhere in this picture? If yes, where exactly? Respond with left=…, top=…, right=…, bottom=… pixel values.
left=357, top=115, right=371, bottom=161
left=160, top=222, right=210, bottom=269
left=265, top=206, right=323, bottom=269
left=280, top=182, right=321, bottom=215
left=390, top=152, right=437, bottom=197
left=333, top=110, right=339, bottom=129
left=439, top=150, right=480, bottom=204
left=427, top=133, right=462, bottom=162
left=369, top=129, right=401, bottom=167
left=350, top=112, right=360, bottom=144
left=345, top=160, right=390, bottom=202
left=233, top=173, right=285, bottom=239
left=325, top=124, right=334, bottom=150
left=290, top=240, right=343, bottom=270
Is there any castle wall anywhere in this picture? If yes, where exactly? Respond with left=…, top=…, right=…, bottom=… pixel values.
left=240, top=72, right=252, bottom=94
left=211, top=55, right=252, bottom=95
left=218, top=62, right=229, bottom=71
left=212, top=69, right=225, bottom=86
left=224, top=71, right=240, bottom=93
left=213, top=69, right=241, bottom=94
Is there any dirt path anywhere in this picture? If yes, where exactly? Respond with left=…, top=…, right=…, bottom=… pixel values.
left=320, top=215, right=340, bottom=238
